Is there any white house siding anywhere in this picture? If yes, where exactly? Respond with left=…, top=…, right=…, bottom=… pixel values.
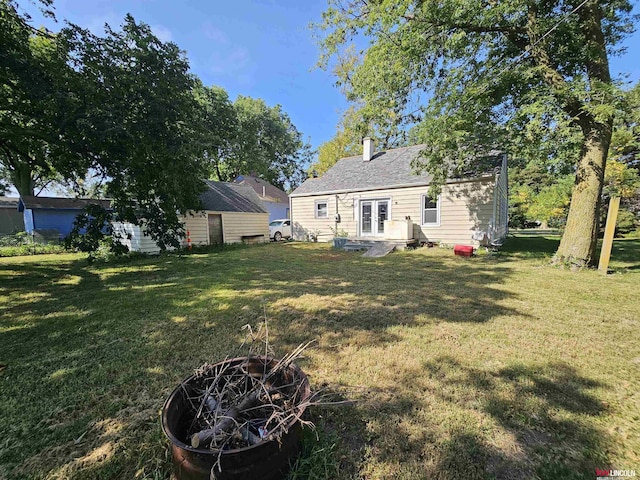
left=215, top=211, right=269, bottom=244
left=290, top=178, right=495, bottom=246
left=181, top=212, right=208, bottom=247
left=111, top=222, right=162, bottom=254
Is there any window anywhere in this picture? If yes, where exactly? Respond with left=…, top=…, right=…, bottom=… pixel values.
left=315, top=200, right=328, bottom=218
left=283, top=220, right=290, bottom=226
left=421, top=195, right=440, bottom=226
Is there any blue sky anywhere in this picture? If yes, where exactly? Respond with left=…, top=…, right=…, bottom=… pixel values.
left=19, top=0, right=640, bottom=157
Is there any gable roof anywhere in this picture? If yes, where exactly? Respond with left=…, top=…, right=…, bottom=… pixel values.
left=234, top=175, right=289, bottom=204
left=292, top=144, right=503, bottom=197
left=18, top=196, right=111, bottom=211
left=292, top=145, right=432, bottom=197
left=200, top=180, right=268, bottom=213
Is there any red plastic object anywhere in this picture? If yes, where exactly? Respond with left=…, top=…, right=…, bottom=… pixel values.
left=454, top=245, right=474, bottom=257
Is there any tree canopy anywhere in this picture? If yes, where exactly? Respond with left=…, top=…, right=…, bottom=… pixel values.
left=196, top=86, right=311, bottom=192
left=1, top=1, right=310, bottom=248
left=315, top=0, right=637, bottom=266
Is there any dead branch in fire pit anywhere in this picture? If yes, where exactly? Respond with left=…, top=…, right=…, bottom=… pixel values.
left=181, top=319, right=317, bottom=461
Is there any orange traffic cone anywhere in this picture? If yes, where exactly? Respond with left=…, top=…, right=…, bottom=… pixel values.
left=187, top=230, right=192, bottom=250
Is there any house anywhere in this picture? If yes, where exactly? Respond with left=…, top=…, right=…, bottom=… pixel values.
left=234, top=174, right=289, bottom=221
left=18, top=196, right=111, bottom=239
left=113, top=180, right=269, bottom=254
left=0, top=197, right=24, bottom=234
left=289, top=138, right=508, bottom=247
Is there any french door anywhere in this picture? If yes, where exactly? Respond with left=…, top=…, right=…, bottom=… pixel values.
left=360, top=199, right=389, bottom=237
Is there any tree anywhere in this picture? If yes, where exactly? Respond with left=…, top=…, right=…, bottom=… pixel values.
left=309, top=103, right=410, bottom=177
left=196, top=89, right=311, bottom=191
left=309, top=106, right=363, bottom=176
left=316, top=0, right=636, bottom=267
left=0, top=1, right=88, bottom=196
left=610, top=81, right=640, bottom=166
left=193, top=82, right=238, bottom=182
left=1, top=2, right=207, bottom=248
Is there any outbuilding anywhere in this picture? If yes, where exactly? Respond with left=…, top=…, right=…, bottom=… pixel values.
left=0, top=197, right=24, bottom=234
left=18, top=196, right=111, bottom=239
left=113, top=180, right=269, bottom=253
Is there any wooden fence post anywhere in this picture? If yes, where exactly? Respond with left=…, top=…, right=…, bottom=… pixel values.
left=598, top=196, right=621, bottom=274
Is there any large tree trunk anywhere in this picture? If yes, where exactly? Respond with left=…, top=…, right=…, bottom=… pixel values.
left=9, top=162, right=35, bottom=197
left=553, top=1, right=613, bottom=268
left=555, top=123, right=612, bottom=267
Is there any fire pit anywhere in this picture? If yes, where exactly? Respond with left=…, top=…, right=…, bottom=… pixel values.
left=162, top=355, right=311, bottom=480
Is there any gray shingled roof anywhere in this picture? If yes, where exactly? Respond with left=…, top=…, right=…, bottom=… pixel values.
left=292, top=144, right=504, bottom=197
left=234, top=175, right=289, bottom=204
left=200, top=180, right=267, bottom=213
left=18, top=196, right=112, bottom=210
left=292, top=145, right=432, bottom=197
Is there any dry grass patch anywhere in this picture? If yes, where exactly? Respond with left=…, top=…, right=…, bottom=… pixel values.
left=0, top=237, right=638, bottom=479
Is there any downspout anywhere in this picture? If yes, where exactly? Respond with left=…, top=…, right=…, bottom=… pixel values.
left=334, top=194, right=338, bottom=234
left=289, top=195, right=293, bottom=239
left=491, top=169, right=498, bottom=244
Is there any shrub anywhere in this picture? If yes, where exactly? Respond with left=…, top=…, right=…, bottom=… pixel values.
left=0, top=233, right=67, bottom=257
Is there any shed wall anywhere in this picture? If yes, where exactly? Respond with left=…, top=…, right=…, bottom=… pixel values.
left=215, top=211, right=269, bottom=243
left=1, top=208, right=25, bottom=234
left=290, top=179, right=495, bottom=246
left=112, top=222, right=162, bottom=254
left=29, top=209, right=80, bottom=237
left=181, top=212, right=208, bottom=247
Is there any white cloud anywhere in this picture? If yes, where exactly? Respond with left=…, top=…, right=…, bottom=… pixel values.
left=84, top=13, right=123, bottom=35
left=202, top=23, right=229, bottom=44
left=150, top=24, right=173, bottom=43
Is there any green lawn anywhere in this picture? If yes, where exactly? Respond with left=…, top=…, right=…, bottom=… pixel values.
left=1, top=236, right=639, bottom=479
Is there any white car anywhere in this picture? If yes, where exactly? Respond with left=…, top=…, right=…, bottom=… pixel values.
left=269, top=219, right=292, bottom=241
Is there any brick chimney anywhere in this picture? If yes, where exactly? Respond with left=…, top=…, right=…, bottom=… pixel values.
left=363, top=137, right=374, bottom=161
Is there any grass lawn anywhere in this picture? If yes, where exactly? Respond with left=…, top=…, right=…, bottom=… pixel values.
left=1, top=235, right=639, bottom=479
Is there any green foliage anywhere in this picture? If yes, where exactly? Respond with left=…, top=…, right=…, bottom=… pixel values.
left=615, top=208, right=638, bottom=235
left=314, top=0, right=638, bottom=265
left=604, top=158, right=640, bottom=198
left=309, top=106, right=364, bottom=176
left=328, top=225, right=349, bottom=237
left=1, top=4, right=207, bottom=250
left=287, top=427, right=342, bottom=480
left=316, top=0, right=634, bottom=180
left=65, top=204, right=128, bottom=260
left=610, top=82, right=640, bottom=165
left=196, top=87, right=312, bottom=191
left=527, top=176, right=574, bottom=228
left=0, top=231, right=66, bottom=256
left=0, top=1, right=84, bottom=195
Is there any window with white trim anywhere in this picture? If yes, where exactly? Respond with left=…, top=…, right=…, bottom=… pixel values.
left=315, top=200, right=328, bottom=218
left=421, top=195, right=440, bottom=226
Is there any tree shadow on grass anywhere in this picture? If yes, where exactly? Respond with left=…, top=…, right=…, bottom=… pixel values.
left=303, top=355, right=610, bottom=479
left=1, top=243, right=526, bottom=479
left=419, top=356, right=609, bottom=480
left=607, top=237, right=640, bottom=271
left=500, top=235, right=560, bottom=259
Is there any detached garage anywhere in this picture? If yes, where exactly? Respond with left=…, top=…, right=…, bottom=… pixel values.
left=113, top=181, right=269, bottom=253
left=192, top=180, right=270, bottom=245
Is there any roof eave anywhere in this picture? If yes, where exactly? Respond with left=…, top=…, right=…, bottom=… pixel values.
left=290, top=174, right=495, bottom=198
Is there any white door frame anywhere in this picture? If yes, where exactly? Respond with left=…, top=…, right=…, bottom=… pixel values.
left=359, top=198, right=390, bottom=237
